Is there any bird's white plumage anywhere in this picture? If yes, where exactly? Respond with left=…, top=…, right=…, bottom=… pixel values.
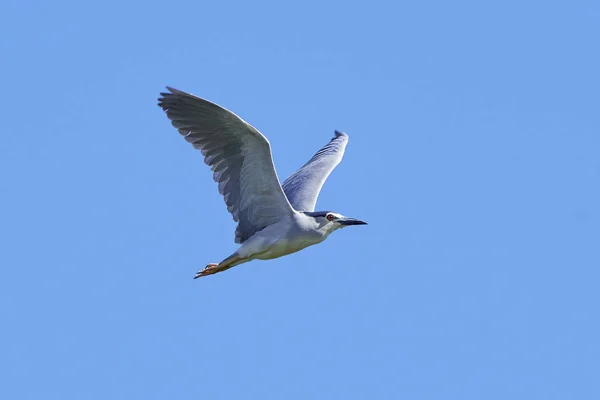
left=158, top=87, right=366, bottom=278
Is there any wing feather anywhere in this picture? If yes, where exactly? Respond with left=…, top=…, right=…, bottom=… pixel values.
left=282, top=131, right=348, bottom=212
left=158, top=87, right=294, bottom=243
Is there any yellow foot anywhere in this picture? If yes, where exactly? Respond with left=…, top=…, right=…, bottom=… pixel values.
left=193, top=263, right=219, bottom=279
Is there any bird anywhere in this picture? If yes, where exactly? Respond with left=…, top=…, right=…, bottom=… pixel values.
left=158, top=87, right=367, bottom=278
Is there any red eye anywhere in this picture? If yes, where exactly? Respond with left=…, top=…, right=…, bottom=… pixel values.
left=327, top=214, right=334, bottom=221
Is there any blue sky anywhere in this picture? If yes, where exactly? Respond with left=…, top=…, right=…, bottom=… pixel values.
left=2, top=0, right=599, bottom=398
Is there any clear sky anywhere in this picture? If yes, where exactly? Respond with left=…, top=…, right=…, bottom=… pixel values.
left=2, top=0, right=599, bottom=399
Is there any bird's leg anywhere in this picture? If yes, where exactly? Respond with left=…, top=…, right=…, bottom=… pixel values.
left=194, top=253, right=244, bottom=279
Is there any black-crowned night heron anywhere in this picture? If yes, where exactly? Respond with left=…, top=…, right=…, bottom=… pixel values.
left=158, top=87, right=367, bottom=278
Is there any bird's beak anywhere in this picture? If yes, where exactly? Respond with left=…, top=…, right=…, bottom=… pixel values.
left=338, top=218, right=368, bottom=226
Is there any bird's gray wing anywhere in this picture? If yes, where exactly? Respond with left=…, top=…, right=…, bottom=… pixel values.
left=282, top=131, right=349, bottom=212
left=158, top=87, right=294, bottom=244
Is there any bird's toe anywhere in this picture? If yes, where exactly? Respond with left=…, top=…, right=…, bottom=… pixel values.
left=193, top=263, right=219, bottom=279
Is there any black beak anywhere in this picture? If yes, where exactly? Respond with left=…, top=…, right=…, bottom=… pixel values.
left=338, top=218, right=368, bottom=226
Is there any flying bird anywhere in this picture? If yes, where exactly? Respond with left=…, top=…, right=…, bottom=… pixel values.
left=158, top=87, right=367, bottom=278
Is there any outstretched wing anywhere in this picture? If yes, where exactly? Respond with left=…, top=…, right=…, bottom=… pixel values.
left=282, top=131, right=348, bottom=212
left=158, top=87, right=294, bottom=243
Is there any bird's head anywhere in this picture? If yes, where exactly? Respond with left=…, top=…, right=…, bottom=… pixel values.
left=305, top=211, right=368, bottom=233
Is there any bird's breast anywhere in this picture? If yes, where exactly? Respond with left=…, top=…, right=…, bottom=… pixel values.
left=253, top=230, right=326, bottom=260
